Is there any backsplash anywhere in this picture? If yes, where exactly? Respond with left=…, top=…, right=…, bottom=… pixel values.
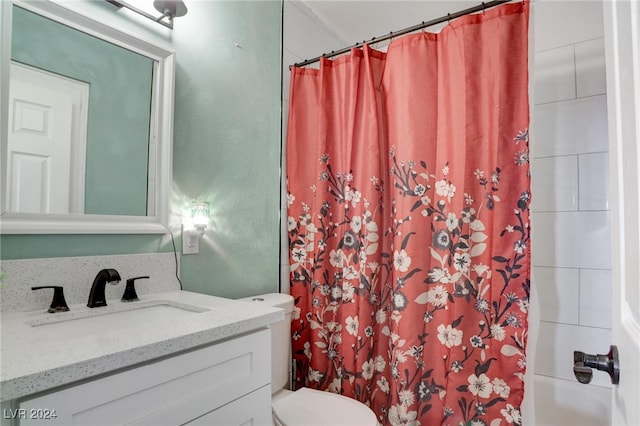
left=0, top=253, right=180, bottom=313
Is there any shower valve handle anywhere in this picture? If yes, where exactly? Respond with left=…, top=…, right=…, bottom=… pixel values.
left=573, top=345, right=619, bottom=385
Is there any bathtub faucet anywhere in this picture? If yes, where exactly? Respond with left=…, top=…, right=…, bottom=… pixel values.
left=87, top=268, right=121, bottom=308
left=573, top=345, right=619, bottom=385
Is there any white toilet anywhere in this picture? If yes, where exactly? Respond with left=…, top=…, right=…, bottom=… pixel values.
left=240, top=293, right=378, bottom=426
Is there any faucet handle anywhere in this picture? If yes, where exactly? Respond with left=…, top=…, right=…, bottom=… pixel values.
left=32, top=286, right=70, bottom=313
left=573, top=346, right=620, bottom=385
left=122, top=276, right=149, bottom=302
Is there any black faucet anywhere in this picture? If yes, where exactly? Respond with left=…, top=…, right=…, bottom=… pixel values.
left=87, top=268, right=121, bottom=308
left=32, top=286, right=70, bottom=313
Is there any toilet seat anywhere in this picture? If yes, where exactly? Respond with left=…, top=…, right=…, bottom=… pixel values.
left=272, top=387, right=377, bottom=426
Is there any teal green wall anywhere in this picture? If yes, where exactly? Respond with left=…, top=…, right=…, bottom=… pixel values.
left=1, top=2, right=282, bottom=299
left=0, top=234, right=169, bottom=259
left=172, top=1, right=282, bottom=298
left=11, top=6, right=153, bottom=216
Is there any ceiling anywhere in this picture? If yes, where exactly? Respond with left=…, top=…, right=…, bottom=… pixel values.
left=301, top=1, right=485, bottom=46
left=299, top=0, right=608, bottom=55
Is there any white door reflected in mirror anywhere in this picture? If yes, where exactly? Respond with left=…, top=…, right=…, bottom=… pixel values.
left=7, top=62, right=88, bottom=214
left=0, top=0, right=175, bottom=234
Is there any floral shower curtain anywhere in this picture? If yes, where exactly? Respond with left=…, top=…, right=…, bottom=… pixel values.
left=286, top=3, right=530, bottom=425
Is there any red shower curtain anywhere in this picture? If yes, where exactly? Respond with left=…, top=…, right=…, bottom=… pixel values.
left=286, top=3, right=530, bottom=425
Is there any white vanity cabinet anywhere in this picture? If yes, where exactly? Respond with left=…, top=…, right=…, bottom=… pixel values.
left=12, top=329, right=271, bottom=426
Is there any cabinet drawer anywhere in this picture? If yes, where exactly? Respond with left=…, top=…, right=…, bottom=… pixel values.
left=184, top=384, right=271, bottom=426
left=17, top=329, right=271, bottom=425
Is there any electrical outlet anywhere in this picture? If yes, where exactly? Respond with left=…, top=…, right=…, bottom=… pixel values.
left=182, top=227, right=199, bottom=255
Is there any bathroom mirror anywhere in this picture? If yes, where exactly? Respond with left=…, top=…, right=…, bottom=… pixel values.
left=0, top=0, right=174, bottom=234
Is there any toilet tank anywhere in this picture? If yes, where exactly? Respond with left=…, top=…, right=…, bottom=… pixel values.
left=238, top=293, right=294, bottom=394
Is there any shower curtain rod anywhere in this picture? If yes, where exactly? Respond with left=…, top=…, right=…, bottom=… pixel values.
left=291, top=0, right=512, bottom=68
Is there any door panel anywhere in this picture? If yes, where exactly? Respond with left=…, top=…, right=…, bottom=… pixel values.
left=7, top=63, right=88, bottom=214
left=9, top=152, right=51, bottom=213
left=603, top=1, right=640, bottom=424
left=8, top=77, right=72, bottom=213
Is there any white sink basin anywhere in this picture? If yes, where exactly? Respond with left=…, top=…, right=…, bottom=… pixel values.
left=27, top=301, right=208, bottom=340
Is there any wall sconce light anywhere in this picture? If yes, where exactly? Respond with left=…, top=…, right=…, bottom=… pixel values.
left=183, top=201, right=210, bottom=255
left=105, top=0, right=188, bottom=29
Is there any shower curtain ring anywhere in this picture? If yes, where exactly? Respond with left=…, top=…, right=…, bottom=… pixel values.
left=421, top=21, right=426, bottom=33
left=447, top=13, right=451, bottom=23
left=482, top=2, right=486, bottom=13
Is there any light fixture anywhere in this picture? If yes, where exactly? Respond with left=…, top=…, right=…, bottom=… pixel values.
left=183, top=201, right=210, bottom=255
left=191, top=201, right=210, bottom=230
left=105, top=0, right=188, bottom=29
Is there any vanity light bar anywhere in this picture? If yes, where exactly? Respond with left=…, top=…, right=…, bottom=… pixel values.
left=105, top=0, right=187, bottom=30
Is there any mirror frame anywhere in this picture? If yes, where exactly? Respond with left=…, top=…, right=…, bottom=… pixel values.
left=0, top=0, right=174, bottom=234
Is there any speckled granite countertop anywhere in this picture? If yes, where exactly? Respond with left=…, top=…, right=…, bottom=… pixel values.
left=0, top=291, right=283, bottom=402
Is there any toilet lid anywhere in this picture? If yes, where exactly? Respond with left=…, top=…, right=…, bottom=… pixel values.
left=272, top=387, right=377, bottom=426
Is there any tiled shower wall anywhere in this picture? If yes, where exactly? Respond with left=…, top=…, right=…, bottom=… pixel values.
left=531, top=0, right=612, bottom=422
left=281, top=4, right=614, bottom=422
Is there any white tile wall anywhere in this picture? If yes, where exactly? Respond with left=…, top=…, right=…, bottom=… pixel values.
left=530, top=155, right=579, bottom=212
left=532, top=211, right=611, bottom=269
left=575, top=38, right=607, bottom=98
left=535, top=321, right=612, bottom=388
left=533, top=1, right=605, bottom=52
left=579, top=268, right=612, bottom=329
left=579, top=152, right=610, bottom=211
left=533, top=267, right=580, bottom=324
left=532, top=96, right=609, bottom=158
left=531, top=0, right=612, bottom=415
left=535, top=45, right=576, bottom=104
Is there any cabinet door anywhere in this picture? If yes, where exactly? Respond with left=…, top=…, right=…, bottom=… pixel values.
left=16, top=329, right=270, bottom=425
left=184, top=385, right=272, bottom=426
